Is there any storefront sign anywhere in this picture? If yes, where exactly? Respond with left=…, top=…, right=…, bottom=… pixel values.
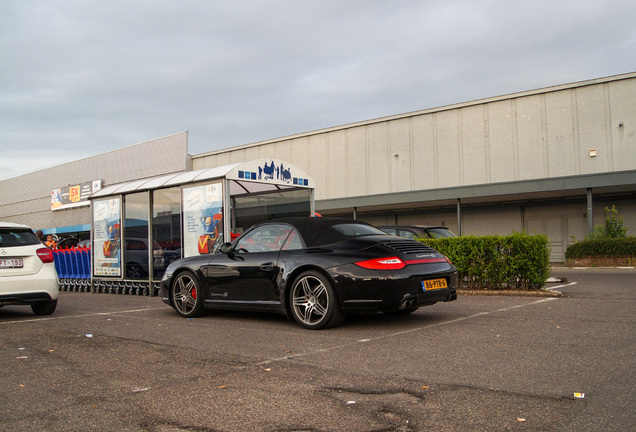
left=51, top=180, right=102, bottom=211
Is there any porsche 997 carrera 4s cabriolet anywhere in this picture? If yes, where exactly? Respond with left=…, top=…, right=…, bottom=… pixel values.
left=160, top=217, right=457, bottom=329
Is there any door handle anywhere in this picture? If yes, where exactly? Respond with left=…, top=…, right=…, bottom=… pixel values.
left=260, top=262, right=274, bottom=271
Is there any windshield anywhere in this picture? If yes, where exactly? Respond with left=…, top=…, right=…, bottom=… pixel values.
left=0, top=228, right=40, bottom=247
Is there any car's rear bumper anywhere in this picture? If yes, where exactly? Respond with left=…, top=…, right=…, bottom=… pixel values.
left=328, top=263, right=458, bottom=312
left=0, top=266, right=59, bottom=305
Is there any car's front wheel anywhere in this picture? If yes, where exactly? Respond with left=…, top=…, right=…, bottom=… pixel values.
left=171, top=271, right=204, bottom=318
left=31, top=299, right=57, bottom=315
left=290, top=271, right=344, bottom=329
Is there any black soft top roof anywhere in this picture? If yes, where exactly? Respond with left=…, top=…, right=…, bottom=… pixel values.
left=262, top=217, right=377, bottom=248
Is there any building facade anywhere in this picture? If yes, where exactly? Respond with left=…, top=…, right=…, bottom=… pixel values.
left=2, top=74, right=635, bottom=261
left=0, top=132, right=190, bottom=238
left=192, top=73, right=636, bottom=261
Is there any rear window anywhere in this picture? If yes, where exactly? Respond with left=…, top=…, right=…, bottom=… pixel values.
left=0, top=228, right=41, bottom=247
left=332, top=223, right=387, bottom=237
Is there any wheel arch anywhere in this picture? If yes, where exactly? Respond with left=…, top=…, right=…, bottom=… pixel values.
left=166, top=266, right=204, bottom=306
left=282, top=265, right=340, bottom=317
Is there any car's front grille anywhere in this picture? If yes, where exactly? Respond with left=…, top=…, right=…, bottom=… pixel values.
left=377, top=239, right=437, bottom=255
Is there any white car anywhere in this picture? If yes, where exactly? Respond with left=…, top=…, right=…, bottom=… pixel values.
left=0, top=222, right=59, bottom=315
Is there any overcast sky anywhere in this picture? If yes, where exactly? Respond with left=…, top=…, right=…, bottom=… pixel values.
left=1, top=0, right=635, bottom=181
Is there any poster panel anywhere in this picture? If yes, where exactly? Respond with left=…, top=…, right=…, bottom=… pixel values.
left=93, top=197, right=122, bottom=276
left=183, top=182, right=223, bottom=258
left=51, top=180, right=102, bottom=210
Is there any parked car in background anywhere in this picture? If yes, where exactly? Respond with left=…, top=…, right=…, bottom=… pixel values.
left=161, top=217, right=458, bottom=329
left=0, top=222, right=59, bottom=315
left=378, top=225, right=458, bottom=240
left=125, top=238, right=165, bottom=279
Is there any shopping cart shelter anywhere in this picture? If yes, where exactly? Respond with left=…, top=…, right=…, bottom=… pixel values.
left=77, top=159, right=315, bottom=295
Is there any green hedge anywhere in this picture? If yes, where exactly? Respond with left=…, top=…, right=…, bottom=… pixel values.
left=419, top=233, right=551, bottom=290
left=565, top=237, right=636, bottom=259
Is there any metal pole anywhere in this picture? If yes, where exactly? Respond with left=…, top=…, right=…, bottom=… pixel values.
left=353, top=207, right=357, bottom=220
left=223, top=179, right=232, bottom=243
left=587, top=188, right=593, bottom=235
left=457, top=199, right=462, bottom=236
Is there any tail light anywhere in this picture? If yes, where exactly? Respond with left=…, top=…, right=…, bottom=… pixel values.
left=355, top=256, right=406, bottom=270
left=36, top=248, right=54, bottom=263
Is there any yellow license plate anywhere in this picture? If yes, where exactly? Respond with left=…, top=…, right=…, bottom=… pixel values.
left=422, top=278, right=447, bottom=290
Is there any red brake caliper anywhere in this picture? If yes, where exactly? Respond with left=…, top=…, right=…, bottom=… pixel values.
left=191, top=287, right=197, bottom=299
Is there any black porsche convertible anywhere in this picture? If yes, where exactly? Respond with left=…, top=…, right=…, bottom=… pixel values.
left=160, top=217, right=458, bottom=329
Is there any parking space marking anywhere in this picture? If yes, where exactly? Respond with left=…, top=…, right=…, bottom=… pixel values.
left=0, top=307, right=166, bottom=325
left=546, top=281, right=577, bottom=291
left=258, top=297, right=561, bottom=365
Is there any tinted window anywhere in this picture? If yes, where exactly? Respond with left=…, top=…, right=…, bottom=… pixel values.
left=397, top=229, right=418, bottom=240
left=281, top=228, right=304, bottom=250
left=236, top=224, right=292, bottom=253
left=332, top=223, right=387, bottom=236
left=426, top=228, right=457, bottom=239
left=0, top=228, right=40, bottom=247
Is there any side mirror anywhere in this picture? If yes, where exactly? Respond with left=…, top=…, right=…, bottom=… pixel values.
left=219, top=242, right=233, bottom=254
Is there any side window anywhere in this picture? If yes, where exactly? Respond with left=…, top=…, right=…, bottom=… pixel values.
left=281, top=228, right=304, bottom=250
left=398, top=230, right=418, bottom=240
left=235, top=224, right=292, bottom=253
left=383, top=228, right=397, bottom=236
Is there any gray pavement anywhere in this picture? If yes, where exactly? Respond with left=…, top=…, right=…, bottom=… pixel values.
left=1, top=267, right=634, bottom=431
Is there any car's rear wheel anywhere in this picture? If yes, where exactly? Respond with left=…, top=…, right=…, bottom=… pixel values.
left=290, top=271, right=344, bottom=329
left=31, top=299, right=57, bottom=315
left=171, top=271, right=204, bottom=318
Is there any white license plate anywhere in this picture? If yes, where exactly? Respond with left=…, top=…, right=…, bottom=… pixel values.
left=0, top=258, right=23, bottom=268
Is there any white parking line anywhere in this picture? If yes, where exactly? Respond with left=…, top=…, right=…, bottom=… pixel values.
left=0, top=307, right=166, bottom=325
left=545, top=281, right=577, bottom=291
left=258, top=296, right=561, bottom=365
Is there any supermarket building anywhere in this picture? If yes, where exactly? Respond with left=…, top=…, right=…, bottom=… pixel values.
left=1, top=72, right=635, bottom=264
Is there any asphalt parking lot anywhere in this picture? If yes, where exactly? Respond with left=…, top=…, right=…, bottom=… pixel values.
left=1, top=267, right=634, bottom=432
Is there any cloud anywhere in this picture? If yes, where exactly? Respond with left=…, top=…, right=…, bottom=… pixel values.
left=1, top=0, right=634, bottom=180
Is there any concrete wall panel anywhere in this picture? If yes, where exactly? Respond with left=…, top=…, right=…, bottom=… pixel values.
left=488, top=100, right=516, bottom=182
left=515, top=95, right=545, bottom=180
left=345, top=127, right=368, bottom=197
left=575, top=84, right=610, bottom=174
left=411, top=115, right=436, bottom=190
left=389, top=118, right=412, bottom=193
left=609, top=79, right=636, bottom=171
left=367, top=122, right=390, bottom=195
left=461, top=105, right=488, bottom=185
left=326, top=130, right=347, bottom=199
left=435, top=110, right=461, bottom=187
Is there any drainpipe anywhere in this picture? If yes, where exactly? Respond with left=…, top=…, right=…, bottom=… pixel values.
left=457, top=199, right=462, bottom=236
left=587, top=188, right=593, bottom=235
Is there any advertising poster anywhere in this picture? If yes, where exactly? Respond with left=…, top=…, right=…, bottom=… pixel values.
left=51, top=180, right=102, bottom=210
left=93, top=197, right=122, bottom=276
left=183, top=183, right=223, bottom=258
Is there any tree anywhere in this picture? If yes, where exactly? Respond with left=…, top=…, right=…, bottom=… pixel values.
left=588, top=205, right=627, bottom=239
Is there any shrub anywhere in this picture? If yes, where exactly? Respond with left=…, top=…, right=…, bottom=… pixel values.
left=565, top=237, right=636, bottom=259
left=420, top=233, right=551, bottom=290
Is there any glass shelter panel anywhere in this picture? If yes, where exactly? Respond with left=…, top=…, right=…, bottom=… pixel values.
left=123, top=192, right=152, bottom=280
left=232, top=189, right=311, bottom=235
left=152, top=187, right=182, bottom=279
